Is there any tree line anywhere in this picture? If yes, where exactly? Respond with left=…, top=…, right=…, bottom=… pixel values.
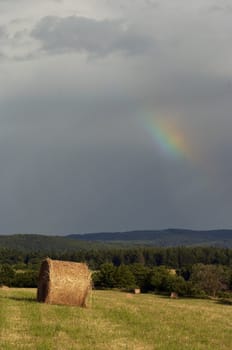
left=0, top=246, right=232, bottom=298
left=1, top=261, right=231, bottom=298
left=1, top=246, right=232, bottom=269
left=93, top=263, right=232, bottom=298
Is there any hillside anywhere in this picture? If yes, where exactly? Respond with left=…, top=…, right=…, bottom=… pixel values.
left=0, top=229, right=232, bottom=252
left=67, top=228, right=232, bottom=247
left=0, top=234, right=107, bottom=252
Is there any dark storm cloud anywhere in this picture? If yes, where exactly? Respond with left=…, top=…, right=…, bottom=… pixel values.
left=1, top=0, right=232, bottom=233
left=1, top=83, right=232, bottom=234
left=31, top=16, right=153, bottom=56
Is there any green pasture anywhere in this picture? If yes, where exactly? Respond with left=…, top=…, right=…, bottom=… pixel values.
left=0, top=288, right=231, bottom=350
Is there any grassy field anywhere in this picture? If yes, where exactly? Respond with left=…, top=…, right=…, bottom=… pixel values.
left=0, top=288, right=231, bottom=350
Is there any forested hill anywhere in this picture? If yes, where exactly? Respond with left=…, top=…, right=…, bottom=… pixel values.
left=67, top=229, right=232, bottom=247
left=0, top=234, right=107, bottom=252
left=0, top=229, right=232, bottom=252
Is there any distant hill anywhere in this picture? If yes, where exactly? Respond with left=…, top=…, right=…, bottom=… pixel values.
left=67, top=229, right=232, bottom=247
left=0, top=234, right=106, bottom=252
left=0, top=229, right=232, bottom=252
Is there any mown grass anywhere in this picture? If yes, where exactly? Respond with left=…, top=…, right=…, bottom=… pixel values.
left=0, top=288, right=231, bottom=350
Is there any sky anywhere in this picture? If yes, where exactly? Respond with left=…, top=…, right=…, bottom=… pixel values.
left=0, top=0, right=232, bottom=234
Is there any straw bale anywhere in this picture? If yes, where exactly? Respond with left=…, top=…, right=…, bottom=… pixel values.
left=0, top=285, right=10, bottom=290
left=170, top=292, right=178, bottom=299
left=37, top=258, right=91, bottom=307
left=134, top=288, right=141, bottom=294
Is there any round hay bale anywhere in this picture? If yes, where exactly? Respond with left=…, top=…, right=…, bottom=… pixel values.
left=0, top=285, right=10, bottom=290
left=134, top=288, right=141, bottom=294
left=170, top=292, right=178, bottom=299
left=37, top=258, right=92, bottom=307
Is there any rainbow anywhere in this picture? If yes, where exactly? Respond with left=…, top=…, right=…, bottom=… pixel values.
left=144, top=117, right=191, bottom=160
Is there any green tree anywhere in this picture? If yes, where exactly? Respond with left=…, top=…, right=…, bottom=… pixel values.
left=129, top=264, right=151, bottom=291
left=114, top=265, right=136, bottom=290
left=12, top=271, right=38, bottom=288
left=0, top=264, right=15, bottom=286
left=148, top=266, right=172, bottom=292
left=190, top=264, right=228, bottom=297
left=93, top=263, right=116, bottom=289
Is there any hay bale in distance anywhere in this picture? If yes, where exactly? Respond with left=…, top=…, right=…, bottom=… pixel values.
left=134, top=288, right=141, bottom=294
left=170, top=292, right=178, bottom=299
left=37, top=258, right=91, bottom=307
left=0, top=285, right=10, bottom=290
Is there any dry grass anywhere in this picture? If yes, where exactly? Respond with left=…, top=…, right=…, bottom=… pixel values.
left=0, top=288, right=231, bottom=349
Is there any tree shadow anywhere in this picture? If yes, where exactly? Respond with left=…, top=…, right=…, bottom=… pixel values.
left=0, top=294, right=37, bottom=303
left=216, top=299, right=232, bottom=306
left=8, top=296, right=37, bottom=303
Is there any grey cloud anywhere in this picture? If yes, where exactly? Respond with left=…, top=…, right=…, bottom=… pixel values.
left=1, top=85, right=232, bottom=234
left=31, top=16, right=153, bottom=56
left=208, top=4, right=232, bottom=13
left=1, top=1, right=232, bottom=233
left=0, top=26, right=7, bottom=58
left=0, top=26, right=7, bottom=38
left=205, top=0, right=232, bottom=14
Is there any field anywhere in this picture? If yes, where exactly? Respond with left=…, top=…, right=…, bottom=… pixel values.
left=0, top=289, right=231, bottom=350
